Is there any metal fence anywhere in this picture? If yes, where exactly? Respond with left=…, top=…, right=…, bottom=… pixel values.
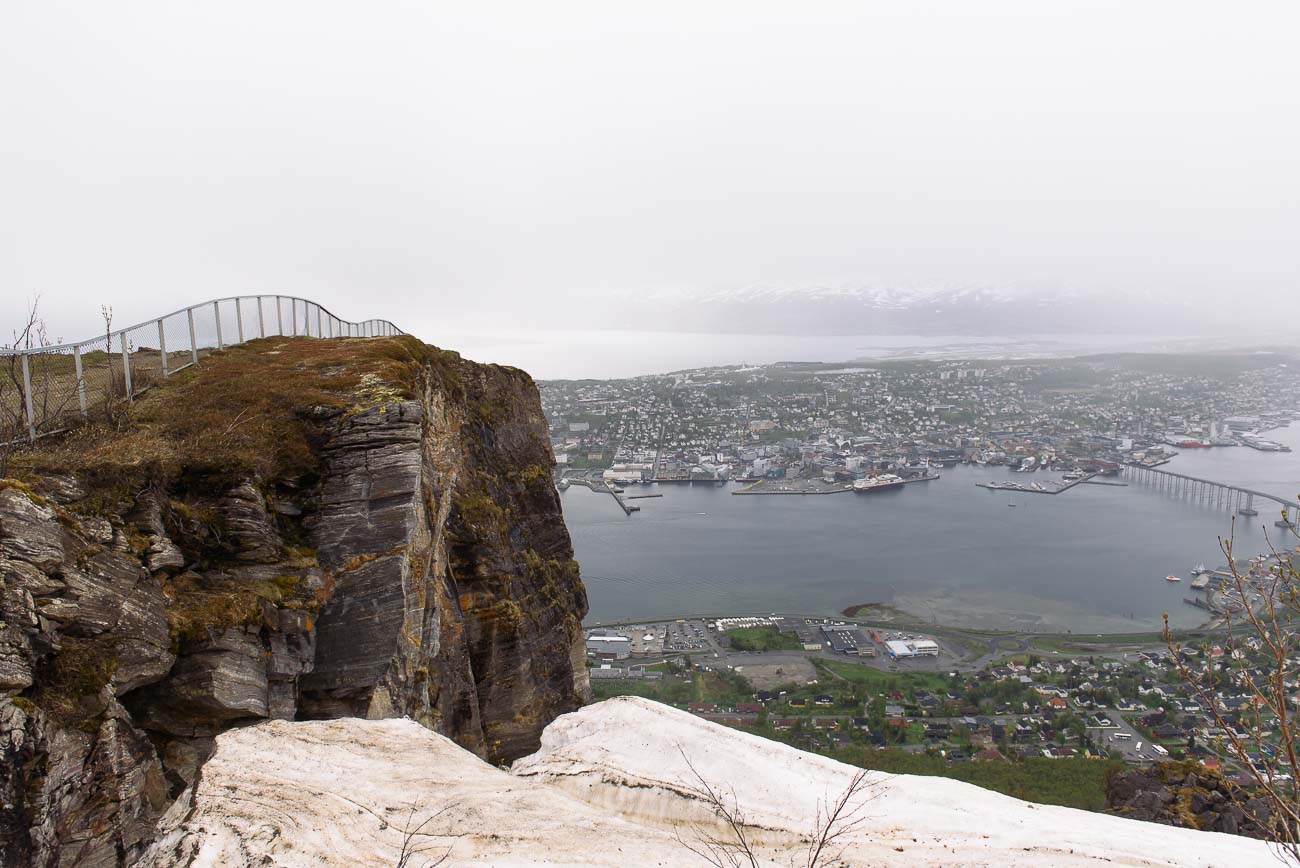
left=1, top=295, right=402, bottom=444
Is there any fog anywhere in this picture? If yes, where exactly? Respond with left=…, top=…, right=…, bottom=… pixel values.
left=3, top=2, right=1298, bottom=353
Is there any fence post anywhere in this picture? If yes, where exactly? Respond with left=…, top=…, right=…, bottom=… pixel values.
left=236, top=298, right=245, bottom=343
left=214, top=301, right=223, bottom=348
left=276, top=297, right=284, bottom=335
left=20, top=354, right=36, bottom=441
left=120, top=333, right=133, bottom=401
left=257, top=297, right=266, bottom=338
left=316, top=305, right=322, bottom=338
left=158, top=319, right=169, bottom=375
left=188, top=308, right=199, bottom=365
left=291, top=299, right=298, bottom=336
left=73, top=347, right=88, bottom=417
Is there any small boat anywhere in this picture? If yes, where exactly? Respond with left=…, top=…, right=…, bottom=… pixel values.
left=1165, top=575, right=1182, bottom=582
left=1007, top=500, right=1017, bottom=508
left=1191, top=562, right=1207, bottom=575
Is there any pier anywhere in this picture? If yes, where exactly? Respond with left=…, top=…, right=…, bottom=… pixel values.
left=733, top=473, right=939, bottom=496
left=560, top=477, right=640, bottom=514
left=976, top=473, right=1095, bottom=495
left=1121, top=464, right=1300, bottom=516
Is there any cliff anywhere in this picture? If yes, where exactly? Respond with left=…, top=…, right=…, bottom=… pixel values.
left=137, top=696, right=1271, bottom=866
left=0, top=335, right=589, bottom=866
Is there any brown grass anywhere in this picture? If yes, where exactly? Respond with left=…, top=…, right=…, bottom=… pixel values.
left=13, top=335, right=462, bottom=507
left=9, top=335, right=472, bottom=642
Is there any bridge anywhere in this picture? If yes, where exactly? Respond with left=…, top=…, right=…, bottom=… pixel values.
left=1121, top=463, right=1299, bottom=518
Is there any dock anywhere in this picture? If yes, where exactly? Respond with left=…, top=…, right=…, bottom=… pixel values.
left=561, top=477, right=640, bottom=514
left=902, top=473, right=941, bottom=484
left=733, top=473, right=938, bottom=496
left=732, top=481, right=853, bottom=495
left=976, top=473, right=1097, bottom=496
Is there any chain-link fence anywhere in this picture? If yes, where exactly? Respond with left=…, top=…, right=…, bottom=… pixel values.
left=0, top=295, right=402, bottom=446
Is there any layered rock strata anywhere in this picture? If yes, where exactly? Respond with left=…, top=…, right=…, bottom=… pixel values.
left=0, top=336, right=588, bottom=866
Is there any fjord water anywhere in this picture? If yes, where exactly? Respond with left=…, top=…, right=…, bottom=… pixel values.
left=564, top=426, right=1300, bottom=632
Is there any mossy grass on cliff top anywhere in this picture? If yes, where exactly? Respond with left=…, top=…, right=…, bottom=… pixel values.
left=13, top=335, right=473, bottom=501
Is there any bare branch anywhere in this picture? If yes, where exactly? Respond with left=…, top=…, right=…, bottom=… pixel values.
left=675, top=746, right=760, bottom=868
left=394, top=801, right=456, bottom=868
left=804, top=767, right=878, bottom=868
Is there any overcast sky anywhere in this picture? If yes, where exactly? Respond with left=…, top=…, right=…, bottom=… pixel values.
left=2, top=2, right=1297, bottom=347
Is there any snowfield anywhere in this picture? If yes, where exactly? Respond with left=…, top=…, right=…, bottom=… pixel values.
left=139, top=696, right=1271, bottom=867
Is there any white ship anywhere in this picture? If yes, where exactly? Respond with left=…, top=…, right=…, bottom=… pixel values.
left=853, top=473, right=905, bottom=493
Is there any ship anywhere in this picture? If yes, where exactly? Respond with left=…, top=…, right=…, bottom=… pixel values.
left=1191, top=562, right=1207, bottom=575
left=1165, top=575, right=1182, bottom=582
left=853, top=473, right=905, bottom=493
left=1190, top=574, right=1210, bottom=590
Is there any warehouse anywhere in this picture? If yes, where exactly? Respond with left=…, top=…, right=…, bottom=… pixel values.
left=884, top=638, right=940, bottom=660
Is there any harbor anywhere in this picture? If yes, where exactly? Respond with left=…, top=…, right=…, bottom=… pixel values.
left=1176, top=554, right=1296, bottom=622
left=559, top=456, right=1294, bottom=632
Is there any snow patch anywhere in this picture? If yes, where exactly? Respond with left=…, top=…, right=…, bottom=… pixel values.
left=138, top=697, right=1272, bottom=867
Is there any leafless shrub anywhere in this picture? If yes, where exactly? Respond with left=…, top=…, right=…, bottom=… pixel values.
left=802, top=767, right=876, bottom=868
left=1, top=295, right=73, bottom=474
left=676, top=746, right=880, bottom=868
left=394, top=802, right=455, bottom=868
left=675, top=748, right=761, bottom=868
left=1164, top=512, right=1300, bottom=864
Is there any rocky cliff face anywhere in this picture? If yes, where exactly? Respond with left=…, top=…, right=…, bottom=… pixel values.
left=0, top=335, right=588, bottom=867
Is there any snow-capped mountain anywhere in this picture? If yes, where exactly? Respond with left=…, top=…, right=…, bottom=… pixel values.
left=625, top=283, right=1208, bottom=336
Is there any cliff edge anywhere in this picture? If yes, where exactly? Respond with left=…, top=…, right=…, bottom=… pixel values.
left=0, top=335, right=588, bottom=866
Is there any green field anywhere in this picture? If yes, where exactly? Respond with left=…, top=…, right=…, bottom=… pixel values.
left=820, top=746, right=1123, bottom=811
left=725, top=625, right=801, bottom=652
left=592, top=668, right=752, bottom=707
left=813, top=658, right=953, bottom=693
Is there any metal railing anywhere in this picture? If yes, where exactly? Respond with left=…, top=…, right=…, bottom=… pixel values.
left=1, top=295, right=403, bottom=443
